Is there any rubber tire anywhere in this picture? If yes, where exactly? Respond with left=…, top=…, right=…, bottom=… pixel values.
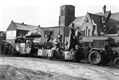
left=114, top=57, right=119, bottom=66
left=88, top=51, right=103, bottom=65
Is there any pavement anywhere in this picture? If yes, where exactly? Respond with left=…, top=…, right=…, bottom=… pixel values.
left=0, top=56, right=119, bottom=80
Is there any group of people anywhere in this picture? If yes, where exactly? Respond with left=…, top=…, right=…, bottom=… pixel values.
left=45, top=23, right=84, bottom=60
left=0, top=41, right=15, bottom=56
left=45, top=23, right=82, bottom=52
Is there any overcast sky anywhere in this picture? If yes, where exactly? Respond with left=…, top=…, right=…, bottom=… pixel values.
left=0, top=0, right=119, bottom=31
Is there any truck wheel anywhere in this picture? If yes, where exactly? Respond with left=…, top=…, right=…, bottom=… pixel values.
left=88, top=51, right=103, bottom=65
left=114, top=57, right=119, bottom=66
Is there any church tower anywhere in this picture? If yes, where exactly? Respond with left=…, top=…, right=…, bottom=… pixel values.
left=59, top=5, right=75, bottom=27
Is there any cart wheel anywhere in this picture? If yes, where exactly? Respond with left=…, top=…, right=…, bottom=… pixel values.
left=114, top=57, right=119, bottom=66
left=88, top=51, right=103, bottom=65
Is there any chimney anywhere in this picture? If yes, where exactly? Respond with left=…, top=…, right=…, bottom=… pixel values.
left=103, top=5, right=106, bottom=14
left=38, top=25, right=40, bottom=27
left=11, top=20, right=13, bottom=22
left=22, top=22, right=24, bottom=25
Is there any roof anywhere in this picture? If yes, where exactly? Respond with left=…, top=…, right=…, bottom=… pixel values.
left=39, top=26, right=64, bottom=29
left=69, top=13, right=102, bottom=28
left=14, top=22, right=38, bottom=31
left=110, top=12, right=119, bottom=22
left=68, top=16, right=84, bottom=27
left=7, top=21, right=38, bottom=31
left=87, top=13, right=102, bottom=25
left=96, top=11, right=111, bottom=17
left=61, top=5, right=75, bottom=8
left=96, top=11, right=119, bottom=23
left=87, top=12, right=119, bottom=27
left=70, top=11, right=119, bottom=28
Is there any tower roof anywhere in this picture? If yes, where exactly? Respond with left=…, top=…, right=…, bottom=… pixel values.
left=60, top=5, right=75, bottom=7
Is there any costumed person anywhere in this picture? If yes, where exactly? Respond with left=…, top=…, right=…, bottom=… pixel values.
left=47, top=29, right=53, bottom=42
left=104, top=38, right=113, bottom=55
left=53, top=38, right=59, bottom=48
left=65, top=41, right=68, bottom=50
left=75, top=44, right=84, bottom=62
left=1, top=41, right=4, bottom=54
left=58, top=34, right=62, bottom=42
left=46, top=29, right=54, bottom=49
left=58, top=34, right=63, bottom=49
left=68, top=23, right=76, bottom=50
left=3, top=42, right=9, bottom=55
left=51, top=38, right=58, bottom=57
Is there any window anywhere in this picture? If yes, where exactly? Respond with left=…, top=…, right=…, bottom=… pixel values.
left=86, top=18, right=89, bottom=23
left=84, top=29, right=86, bottom=36
left=86, top=26, right=88, bottom=36
left=88, top=29, right=90, bottom=36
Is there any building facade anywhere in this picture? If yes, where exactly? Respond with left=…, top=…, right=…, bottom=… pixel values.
left=70, top=5, right=119, bottom=37
left=6, top=20, right=38, bottom=44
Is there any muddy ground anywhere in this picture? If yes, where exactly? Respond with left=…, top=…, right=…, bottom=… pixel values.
left=0, top=57, right=119, bottom=80
left=0, top=65, right=88, bottom=80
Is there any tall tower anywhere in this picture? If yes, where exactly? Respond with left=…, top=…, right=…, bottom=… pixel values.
left=59, top=5, right=75, bottom=27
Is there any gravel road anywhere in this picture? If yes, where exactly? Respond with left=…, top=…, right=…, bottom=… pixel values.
left=0, top=57, right=119, bottom=80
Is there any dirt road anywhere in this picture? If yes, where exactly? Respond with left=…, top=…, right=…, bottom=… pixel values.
left=0, top=57, right=119, bottom=80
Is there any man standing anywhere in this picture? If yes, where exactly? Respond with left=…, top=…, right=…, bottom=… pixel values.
left=47, top=30, right=53, bottom=42
left=68, top=23, right=76, bottom=50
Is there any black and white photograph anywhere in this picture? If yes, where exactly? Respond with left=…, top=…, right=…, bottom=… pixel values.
left=0, top=0, right=119, bottom=80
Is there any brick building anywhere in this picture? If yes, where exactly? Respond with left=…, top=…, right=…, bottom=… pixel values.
left=6, top=21, right=38, bottom=44
left=69, top=5, right=119, bottom=37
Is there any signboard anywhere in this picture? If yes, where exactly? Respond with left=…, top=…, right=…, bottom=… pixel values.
left=82, top=37, right=108, bottom=42
left=82, top=36, right=119, bottom=42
